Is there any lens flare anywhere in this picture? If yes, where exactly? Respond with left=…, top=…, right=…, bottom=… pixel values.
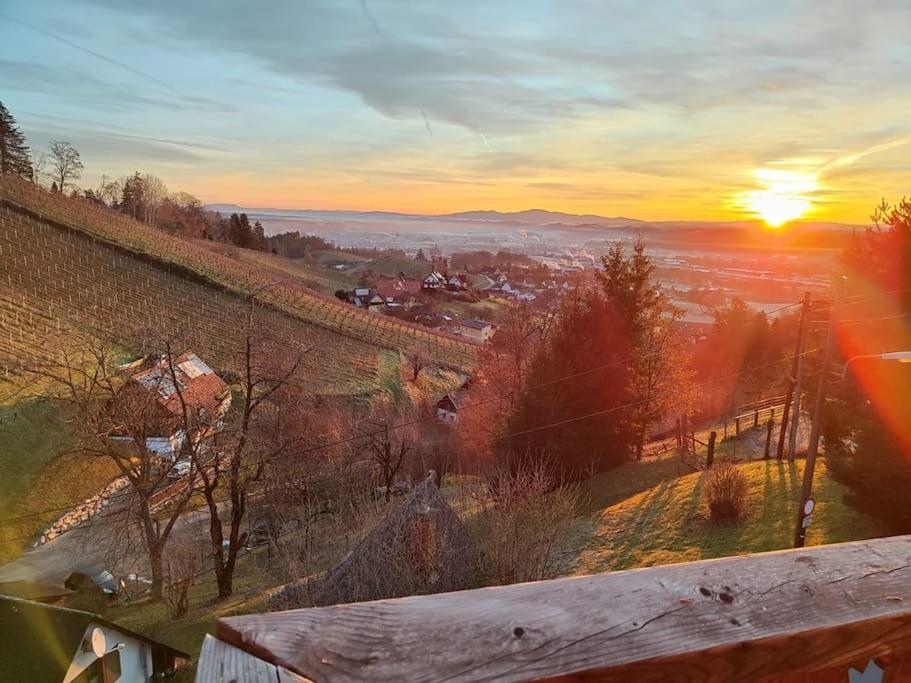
left=745, top=169, right=817, bottom=227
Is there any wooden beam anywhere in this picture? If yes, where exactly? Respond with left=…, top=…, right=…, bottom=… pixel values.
left=196, top=634, right=312, bottom=683
left=214, top=536, right=911, bottom=682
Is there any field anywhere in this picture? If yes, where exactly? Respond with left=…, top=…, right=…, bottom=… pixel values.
left=237, top=249, right=358, bottom=296
left=568, top=456, right=880, bottom=575
left=0, top=175, right=476, bottom=379
left=351, top=255, right=434, bottom=279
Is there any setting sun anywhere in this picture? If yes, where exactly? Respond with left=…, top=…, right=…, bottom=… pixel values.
left=745, top=168, right=817, bottom=227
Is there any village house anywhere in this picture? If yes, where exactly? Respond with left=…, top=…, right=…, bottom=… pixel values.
left=459, top=318, right=495, bottom=343
left=436, top=391, right=468, bottom=424
left=375, top=275, right=422, bottom=304
left=446, top=273, right=467, bottom=291
left=109, top=352, right=231, bottom=462
left=421, top=271, right=446, bottom=291
left=1, top=595, right=188, bottom=682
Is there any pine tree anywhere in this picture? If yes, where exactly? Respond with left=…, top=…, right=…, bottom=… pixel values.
left=0, top=101, right=34, bottom=180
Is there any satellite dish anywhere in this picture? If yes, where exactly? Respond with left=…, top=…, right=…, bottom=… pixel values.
left=90, top=627, right=106, bottom=658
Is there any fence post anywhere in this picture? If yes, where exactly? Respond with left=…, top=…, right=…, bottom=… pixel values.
left=676, top=417, right=682, bottom=450
left=735, top=417, right=740, bottom=437
left=764, top=418, right=774, bottom=459
left=706, top=431, right=717, bottom=469
left=754, top=410, right=759, bottom=428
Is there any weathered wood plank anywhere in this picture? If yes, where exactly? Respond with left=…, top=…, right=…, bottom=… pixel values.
left=215, top=535, right=911, bottom=682
left=196, top=634, right=312, bottom=683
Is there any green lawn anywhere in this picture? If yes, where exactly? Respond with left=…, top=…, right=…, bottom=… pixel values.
left=0, top=400, right=119, bottom=562
left=0, top=400, right=70, bottom=520
left=570, top=457, right=881, bottom=575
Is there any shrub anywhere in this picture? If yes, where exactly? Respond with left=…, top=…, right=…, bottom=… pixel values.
left=704, top=463, right=748, bottom=521
left=473, top=461, right=579, bottom=585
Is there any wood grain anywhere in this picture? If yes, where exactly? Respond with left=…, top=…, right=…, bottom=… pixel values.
left=196, top=634, right=313, bottom=682
left=211, top=535, right=911, bottom=682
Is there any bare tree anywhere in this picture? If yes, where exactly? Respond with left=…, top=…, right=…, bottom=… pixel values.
left=140, top=173, right=168, bottom=225
left=26, top=334, right=203, bottom=600
left=357, top=403, right=415, bottom=501
left=47, top=141, right=83, bottom=193
left=405, top=348, right=428, bottom=383
left=192, top=297, right=309, bottom=599
left=631, top=307, right=697, bottom=459
left=164, top=539, right=201, bottom=618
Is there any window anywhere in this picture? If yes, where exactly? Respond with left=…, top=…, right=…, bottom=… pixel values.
left=102, top=650, right=122, bottom=683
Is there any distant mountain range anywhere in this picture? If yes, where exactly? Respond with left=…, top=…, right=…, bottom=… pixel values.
left=206, top=204, right=863, bottom=233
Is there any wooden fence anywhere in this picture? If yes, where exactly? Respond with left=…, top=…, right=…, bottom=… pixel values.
left=197, top=534, right=911, bottom=682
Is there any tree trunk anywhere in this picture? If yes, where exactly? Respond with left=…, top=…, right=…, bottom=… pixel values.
left=149, top=544, right=164, bottom=601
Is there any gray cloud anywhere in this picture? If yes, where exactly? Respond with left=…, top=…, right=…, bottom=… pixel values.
left=0, top=59, right=235, bottom=114
left=69, top=0, right=909, bottom=138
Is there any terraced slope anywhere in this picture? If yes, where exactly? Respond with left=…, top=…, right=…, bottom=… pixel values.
left=0, top=176, right=475, bottom=391
left=0, top=205, right=384, bottom=394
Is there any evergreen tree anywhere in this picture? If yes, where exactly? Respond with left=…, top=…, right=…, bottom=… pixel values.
left=0, top=101, right=34, bottom=180
left=118, top=172, right=146, bottom=220
left=826, top=198, right=911, bottom=532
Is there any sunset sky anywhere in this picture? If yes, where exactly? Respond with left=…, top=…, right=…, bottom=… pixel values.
left=2, top=0, right=909, bottom=223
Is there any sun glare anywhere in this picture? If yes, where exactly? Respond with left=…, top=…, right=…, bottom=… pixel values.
left=745, top=169, right=817, bottom=227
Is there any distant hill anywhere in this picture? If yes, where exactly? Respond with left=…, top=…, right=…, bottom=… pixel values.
left=206, top=203, right=862, bottom=237
left=439, top=209, right=646, bottom=228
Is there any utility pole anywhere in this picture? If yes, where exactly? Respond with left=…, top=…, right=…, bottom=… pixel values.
left=787, top=291, right=812, bottom=461
left=794, top=283, right=840, bottom=548
left=777, top=291, right=810, bottom=460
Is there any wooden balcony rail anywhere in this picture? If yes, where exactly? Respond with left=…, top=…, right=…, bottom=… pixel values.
left=196, top=534, right=911, bottom=682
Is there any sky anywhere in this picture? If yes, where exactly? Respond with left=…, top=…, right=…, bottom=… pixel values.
left=1, top=0, right=910, bottom=223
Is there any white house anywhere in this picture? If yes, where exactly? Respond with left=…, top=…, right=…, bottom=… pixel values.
left=459, top=318, right=495, bottom=343
left=421, top=271, right=446, bottom=290
left=110, top=352, right=231, bottom=462
left=1, top=595, right=188, bottom=682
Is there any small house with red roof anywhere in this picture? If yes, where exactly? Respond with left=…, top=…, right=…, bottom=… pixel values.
left=109, top=352, right=231, bottom=459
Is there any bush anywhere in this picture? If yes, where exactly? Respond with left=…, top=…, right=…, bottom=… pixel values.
left=704, top=463, right=748, bottom=521
left=472, top=461, right=579, bottom=585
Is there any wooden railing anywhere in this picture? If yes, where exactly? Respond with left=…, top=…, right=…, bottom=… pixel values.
left=196, top=534, right=911, bottom=682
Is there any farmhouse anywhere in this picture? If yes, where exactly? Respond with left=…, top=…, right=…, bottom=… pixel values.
left=421, top=271, right=446, bottom=290
left=459, top=318, right=495, bottom=343
left=109, top=352, right=231, bottom=459
left=446, top=273, right=467, bottom=291
left=436, top=391, right=468, bottom=423
left=0, top=595, right=188, bottom=682
left=375, top=276, right=421, bottom=304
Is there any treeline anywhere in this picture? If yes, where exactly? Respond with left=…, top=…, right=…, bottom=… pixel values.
left=449, top=250, right=539, bottom=271
left=0, top=100, right=269, bottom=252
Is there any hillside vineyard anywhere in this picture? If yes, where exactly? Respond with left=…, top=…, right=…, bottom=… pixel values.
left=0, top=177, right=475, bottom=392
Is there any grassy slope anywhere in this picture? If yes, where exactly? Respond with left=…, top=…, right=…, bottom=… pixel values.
left=237, top=249, right=357, bottom=295
left=0, top=401, right=119, bottom=562
left=352, top=256, right=433, bottom=280
left=309, top=250, right=367, bottom=266
left=89, top=452, right=881, bottom=678
left=570, top=456, right=881, bottom=575
left=0, top=401, right=69, bottom=521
